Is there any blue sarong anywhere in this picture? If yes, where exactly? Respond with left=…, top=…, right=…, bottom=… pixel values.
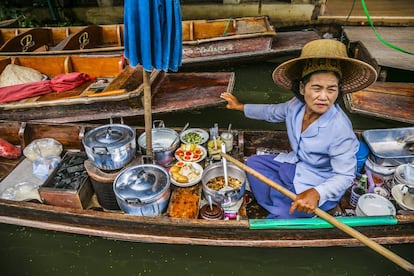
left=246, top=154, right=337, bottom=219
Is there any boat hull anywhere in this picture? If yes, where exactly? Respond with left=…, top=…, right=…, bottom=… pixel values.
left=0, top=121, right=413, bottom=247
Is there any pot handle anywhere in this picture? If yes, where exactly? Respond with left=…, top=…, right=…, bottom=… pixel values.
left=92, top=146, right=109, bottom=154
left=124, top=198, right=145, bottom=206
left=219, top=188, right=241, bottom=198
left=109, top=116, right=124, bottom=125
left=153, top=120, right=165, bottom=129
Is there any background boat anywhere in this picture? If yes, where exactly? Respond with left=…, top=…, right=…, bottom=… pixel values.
left=342, top=26, right=414, bottom=124
left=0, top=54, right=234, bottom=123
left=0, top=16, right=325, bottom=67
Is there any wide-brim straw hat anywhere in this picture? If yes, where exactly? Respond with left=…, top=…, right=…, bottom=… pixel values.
left=272, top=39, right=378, bottom=93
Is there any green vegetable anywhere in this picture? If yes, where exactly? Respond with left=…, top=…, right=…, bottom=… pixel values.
left=183, top=132, right=203, bottom=144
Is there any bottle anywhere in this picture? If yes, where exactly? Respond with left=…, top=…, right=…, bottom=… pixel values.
left=359, top=174, right=368, bottom=194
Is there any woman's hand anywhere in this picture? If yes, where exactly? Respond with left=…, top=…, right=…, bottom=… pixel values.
left=220, top=92, right=244, bottom=111
left=289, top=188, right=320, bottom=214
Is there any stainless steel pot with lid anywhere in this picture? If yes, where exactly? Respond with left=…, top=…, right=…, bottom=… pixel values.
left=137, top=120, right=180, bottom=166
left=113, top=163, right=171, bottom=216
left=83, top=119, right=136, bottom=171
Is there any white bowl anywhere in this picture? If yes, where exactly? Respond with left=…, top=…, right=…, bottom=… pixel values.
left=169, top=162, right=203, bottom=187
left=391, top=184, right=414, bottom=211
left=175, top=144, right=207, bottom=163
left=356, top=193, right=396, bottom=216
left=180, top=128, right=209, bottom=145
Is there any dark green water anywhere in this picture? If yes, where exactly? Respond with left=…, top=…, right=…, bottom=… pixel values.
left=1, top=223, right=413, bottom=276
left=1, top=61, right=413, bottom=276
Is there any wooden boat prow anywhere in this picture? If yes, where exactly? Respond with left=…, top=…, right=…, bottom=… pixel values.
left=0, top=121, right=413, bottom=248
left=344, top=82, right=414, bottom=124
left=342, top=27, right=414, bottom=123
left=0, top=55, right=235, bottom=122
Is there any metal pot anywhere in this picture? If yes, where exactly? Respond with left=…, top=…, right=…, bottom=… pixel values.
left=202, top=163, right=246, bottom=207
left=137, top=121, right=180, bottom=166
left=83, top=123, right=136, bottom=171
left=113, top=164, right=171, bottom=216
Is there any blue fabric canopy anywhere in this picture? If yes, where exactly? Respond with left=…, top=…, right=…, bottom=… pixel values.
left=124, top=0, right=182, bottom=72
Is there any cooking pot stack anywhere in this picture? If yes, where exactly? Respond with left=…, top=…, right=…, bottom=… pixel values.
left=81, top=120, right=249, bottom=218
left=82, top=120, right=179, bottom=216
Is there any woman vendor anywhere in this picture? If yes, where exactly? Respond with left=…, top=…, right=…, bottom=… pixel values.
left=220, top=39, right=377, bottom=218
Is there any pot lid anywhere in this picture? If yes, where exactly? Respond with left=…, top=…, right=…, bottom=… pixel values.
left=113, top=164, right=170, bottom=203
left=83, top=124, right=135, bottom=149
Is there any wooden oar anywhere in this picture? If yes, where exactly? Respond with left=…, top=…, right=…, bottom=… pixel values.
left=220, top=152, right=414, bottom=274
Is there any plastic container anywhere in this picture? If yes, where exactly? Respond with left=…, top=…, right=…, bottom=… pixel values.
left=393, top=164, right=414, bottom=188
left=364, top=157, right=396, bottom=192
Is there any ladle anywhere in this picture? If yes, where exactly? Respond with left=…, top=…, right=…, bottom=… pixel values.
left=219, top=142, right=232, bottom=193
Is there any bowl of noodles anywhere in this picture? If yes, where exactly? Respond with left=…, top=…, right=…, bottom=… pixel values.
left=201, top=162, right=246, bottom=207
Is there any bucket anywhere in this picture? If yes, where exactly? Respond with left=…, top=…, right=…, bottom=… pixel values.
left=364, top=157, right=396, bottom=192
left=84, top=160, right=120, bottom=210
left=356, top=140, right=369, bottom=175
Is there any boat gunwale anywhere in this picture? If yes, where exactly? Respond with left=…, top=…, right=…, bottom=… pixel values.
left=0, top=121, right=413, bottom=247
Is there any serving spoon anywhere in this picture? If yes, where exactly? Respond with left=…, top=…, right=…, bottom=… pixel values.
left=219, top=142, right=232, bottom=194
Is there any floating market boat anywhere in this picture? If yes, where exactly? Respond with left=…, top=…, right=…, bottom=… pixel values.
left=342, top=26, right=414, bottom=124
left=0, top=120, right=413, bottom=248
left=0, top=54, right=234, bottom=123
left=344, top=81, right=414, bottom=124
left=0, top=16, right=320, bottom=65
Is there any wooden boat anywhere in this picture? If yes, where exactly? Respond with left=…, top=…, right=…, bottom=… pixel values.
left=0, top=16, right=321, bottom=65
left=0, top=120, right=413, bottom=248
left=344, top=81, right=414, bottom=124
left=342, top=27, right=414, bottom=123
left=0, top=55, right=234, bottom=123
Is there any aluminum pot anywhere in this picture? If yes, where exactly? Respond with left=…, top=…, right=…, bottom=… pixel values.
left=202, top=162, right=246, bottom=207
left=137, top=121, right=180, bottom=166
left=113, top=164, right=171, bottom=216
left=83, top=123, right=136, bottom=171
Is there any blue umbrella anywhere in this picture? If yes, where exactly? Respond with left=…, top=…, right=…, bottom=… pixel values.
left=124, top=0, right=182, bottom=155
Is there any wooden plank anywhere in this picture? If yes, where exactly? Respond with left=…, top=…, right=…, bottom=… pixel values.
left=343, top=26, right=414, bottom=72
left=51, top=26, right=101, bottom=51
left=344, top=82, right=414, bottom=124
left=0, top=28, right=53, bottom=52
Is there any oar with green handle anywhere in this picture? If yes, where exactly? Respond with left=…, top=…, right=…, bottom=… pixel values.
left=220, top=152, right=414, bottom=274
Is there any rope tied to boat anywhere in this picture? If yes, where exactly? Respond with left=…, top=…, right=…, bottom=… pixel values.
left=222, top=18, right=233, bottom=36
left=361, top=0, right=414, bottom=55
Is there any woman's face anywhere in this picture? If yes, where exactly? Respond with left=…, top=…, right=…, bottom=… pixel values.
left=300, top=71, right=339, bottom=115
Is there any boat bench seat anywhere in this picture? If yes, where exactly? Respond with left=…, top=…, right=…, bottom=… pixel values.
left=0, top=28, right=52, bottom=52
left=51, top=26, right=101, bottom=51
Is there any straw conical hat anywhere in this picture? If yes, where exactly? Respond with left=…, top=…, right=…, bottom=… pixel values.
left=272, top=39, right=377, bottom=93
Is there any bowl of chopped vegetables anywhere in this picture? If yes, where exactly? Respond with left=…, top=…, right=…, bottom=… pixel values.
left=180, top=128, right=209, bottom=145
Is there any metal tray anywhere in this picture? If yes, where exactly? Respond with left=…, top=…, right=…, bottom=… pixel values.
left=362, top=127, right=414, bottom=166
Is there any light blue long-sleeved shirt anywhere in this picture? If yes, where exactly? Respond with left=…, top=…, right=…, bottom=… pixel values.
left=244, top=97, right=358, bottom=206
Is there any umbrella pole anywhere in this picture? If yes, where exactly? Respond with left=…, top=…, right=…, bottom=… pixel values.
left=143, top=70, right=152, bottom=156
